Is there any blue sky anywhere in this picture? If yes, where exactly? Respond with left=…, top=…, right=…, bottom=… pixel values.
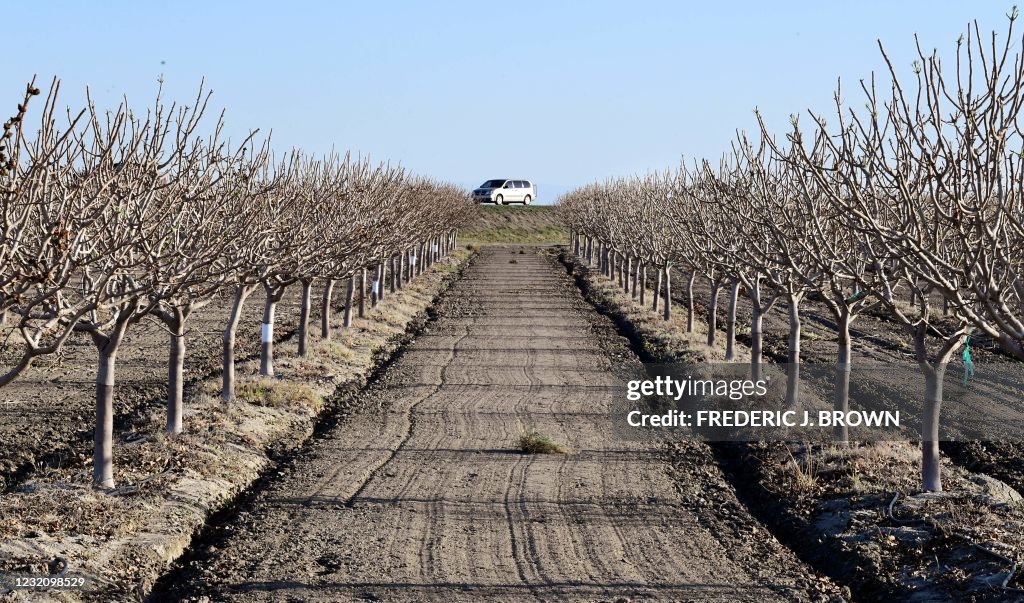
left=2, top=1, right=1016, bottom=203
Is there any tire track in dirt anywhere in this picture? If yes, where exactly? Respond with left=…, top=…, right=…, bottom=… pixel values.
left=152, top=245, right=836, bottom=602
left=342, top=324, right=472, bottom=508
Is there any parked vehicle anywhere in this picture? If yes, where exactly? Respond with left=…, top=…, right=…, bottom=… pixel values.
left=472, top=179, right=537, bottom=205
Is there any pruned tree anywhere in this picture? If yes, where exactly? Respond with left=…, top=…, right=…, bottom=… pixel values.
left=0, top=79, right=128, bottom=386
left=59, top=85, right=218, bottom=488
left=783, top=14, right=1024, bottom=489
left=149, top=128, right=271, bottom=435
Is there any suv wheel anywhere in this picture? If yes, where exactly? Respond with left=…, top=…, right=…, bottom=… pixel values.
left=523, top=195, right=532, bottom=205
left=495, top=195, right=504, bottom=205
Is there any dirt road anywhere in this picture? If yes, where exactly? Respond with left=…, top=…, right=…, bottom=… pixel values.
left=157, top=247, right=831, bottom=602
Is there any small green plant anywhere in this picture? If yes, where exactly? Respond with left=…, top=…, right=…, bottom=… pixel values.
left=518, top=430, right=570, bottom=454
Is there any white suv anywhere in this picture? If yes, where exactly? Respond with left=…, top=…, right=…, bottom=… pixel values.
left=472, top=179, right=537, bottom=205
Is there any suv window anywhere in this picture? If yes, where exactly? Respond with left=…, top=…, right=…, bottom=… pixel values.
left=522, top=181, right=531, bottom=188
left=514, top=181, right=524, bottom=188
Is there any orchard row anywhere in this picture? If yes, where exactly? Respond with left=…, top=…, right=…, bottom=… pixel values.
left=0, top=79, right=475, bottom=487
left=559, top=15, right=1024, bottom=492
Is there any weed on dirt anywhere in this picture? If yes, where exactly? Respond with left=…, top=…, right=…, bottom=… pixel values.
left=518, top=430, right=571, bottom=454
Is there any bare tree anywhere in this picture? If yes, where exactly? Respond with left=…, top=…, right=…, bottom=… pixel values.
left=0, top=79, right=129, bottom=386
left=149, top=131, right=271, bottom=435
left=783, top=15, right=1024, bottom=489
left=59, top=85, right=219, bottom=488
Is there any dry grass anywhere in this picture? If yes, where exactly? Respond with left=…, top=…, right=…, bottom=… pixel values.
left=0, top=479, right=155, bottom=539
left=318, top=340, right=356, bottom=362
left=518, top=430, right=571, bottom=454
left=786, top=445, right=820, bottom=494
left=235, top=378, right=323, bottom=410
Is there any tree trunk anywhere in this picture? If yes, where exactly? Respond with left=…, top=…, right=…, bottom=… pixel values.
left=359, top=268, right=367, bottom=318
left=922, top=365, right=946, bottom=492
left=685, top=272, right=695, bottom=333
left=725, top=281, right=739, bottom=361
left=625, top=255, right=632, bottom=293
left=833, top=309, right=852, bottom=444
left=166, top=307, right=186, bottom=436
left=750, top=284, right=764, bottom=382
left=92, top=318, right=131, bottom=489
left=298, top=279, right=312, bottom=356
left=372, top=264, right=381, bottom=307
left=259, top=284, right=283, bottom=377
left=397, top=252, right=406, bottom=289
left=639, top=264, right=646, bottom=305
left=785, top=294, right=801, bottom=411
left=222, top=285, right=253, bottom=401
left=662, top=265, right=671, bottom=321
left=653, top=268, right=661, bottom=313
left=389, top=255, right=397, bottom=293
left=626, top=255, right=634, bottom=298
left=707, top=277, right=719, bottom=346
left=343, top=275, right=355, bottom=328
left=94, top=342, right=118, bottom=488
left=321, top=280, right=335, bottom=339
